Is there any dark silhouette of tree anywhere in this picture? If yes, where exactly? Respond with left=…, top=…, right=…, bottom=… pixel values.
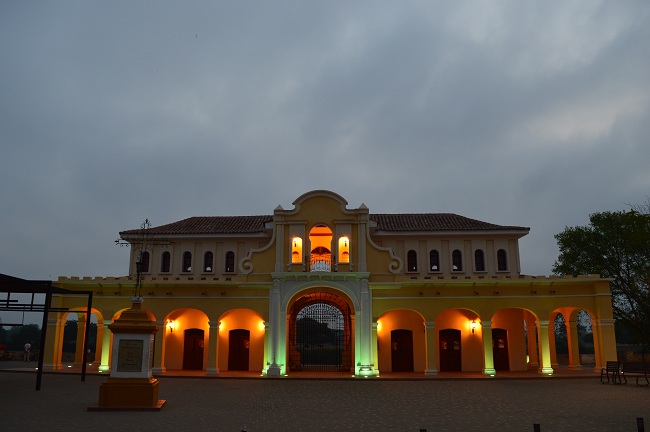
left=553, top=204, right=650, bottom=348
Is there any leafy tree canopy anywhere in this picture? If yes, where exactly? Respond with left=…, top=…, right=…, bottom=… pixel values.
left=553, top=203, right=650, bottom=348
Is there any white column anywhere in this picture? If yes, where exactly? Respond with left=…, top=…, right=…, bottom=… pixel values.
left=424, top=321, right=438, bottom=375
left=526, top=322, right=539, bottom=370
left=356, top=279, right=377, bottom=376
left=152, top=320, right=165, bottom=374
left=481, top=320, right=495, bottom=376
left=99, top=320, right=113, bottom=372
left=206, top=321, right=220, bottom=375
left=537, top=320, right=554, bottom=375
left=267, top=279, right=283, bottom=375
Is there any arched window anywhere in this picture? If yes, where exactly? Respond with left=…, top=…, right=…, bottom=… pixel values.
left=309, top=225, right=332, bottom=271
left=407, top=250, right=418, bottom=272
left=338, top=236, right=350, bottom=263
left=291, top=237, right=303, bottom=263
left=225, top=251, right=235, bottom=273
left=204, top=251, right=214, bottom=272
left=160, top=251, right=171, bottom=273
left=138, top=251, right=150, bottom=273
left=497, top=249, right=508, bottom=271
left=429, top=249, right=440, bottom=271
left=474, top=249, right=485, bottom=272
left=182, top=251, right=192, bottom=273
left=452, top=249, right=463, bottom=271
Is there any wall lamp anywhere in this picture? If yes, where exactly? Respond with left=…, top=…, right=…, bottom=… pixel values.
left=166, top=319, right=175, bottom=333
left=470, top=319, right=477, bottom=334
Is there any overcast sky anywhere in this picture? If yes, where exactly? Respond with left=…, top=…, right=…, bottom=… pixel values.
left=1, top=1, right=649, bottom=281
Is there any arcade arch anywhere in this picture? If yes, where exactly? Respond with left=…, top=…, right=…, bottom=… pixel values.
left=162, top=308, right=209, bottom=370
left=287, top=290, right=354, bottom=372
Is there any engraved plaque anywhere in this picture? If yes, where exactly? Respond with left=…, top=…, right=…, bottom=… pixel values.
left=117, top=339, right=144, bottom=372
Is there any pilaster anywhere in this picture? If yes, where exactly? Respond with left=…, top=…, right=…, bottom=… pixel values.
left=424, top=321, right=438, bottom=375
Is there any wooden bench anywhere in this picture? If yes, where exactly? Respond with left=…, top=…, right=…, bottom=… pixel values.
left=600, top=361, right=623, bottom=384
left=622, top=362, right=650, bottom=386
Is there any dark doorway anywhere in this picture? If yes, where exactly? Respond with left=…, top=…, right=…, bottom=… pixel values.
left=391, top=329, right=414, bottom=372
left=182, top=328, right=204, bottom=370
left=228, top=329, right=250, bottom=371
left=288, top=292, right=352, bottom=372
left=492, top=328, right=510, bottom=371
left=439, top=329, right=462, bottom=372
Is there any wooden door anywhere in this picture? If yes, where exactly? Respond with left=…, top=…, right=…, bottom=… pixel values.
left=228, top=329, right=250, bottom=371
left=391, top=329, right=414, bottom=372
left=492, top=328, right=510, bottom=371
left=439, top=329, right=461, bottom=372
left=183, top=328, right=204, bottom=370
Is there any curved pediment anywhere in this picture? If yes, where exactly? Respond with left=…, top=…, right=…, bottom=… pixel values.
left=291, top=190, right=349, bottom=211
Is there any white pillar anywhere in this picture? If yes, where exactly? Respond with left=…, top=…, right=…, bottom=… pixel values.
left=98, top=320, right=112, bottom=373
left=537, top=320, right=554, bottom=375
left=356, top=279, right=377, bottom=376
left=267, top=279, right=283, bottom=375
left=206, top=321, right=220, bottom=375
left=481, top=320, right=495, bottom=376
left=424, top=321, right=438, bottom=375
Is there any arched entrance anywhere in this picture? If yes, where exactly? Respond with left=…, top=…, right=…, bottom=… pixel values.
left=288, top=291, right=352, bottom=372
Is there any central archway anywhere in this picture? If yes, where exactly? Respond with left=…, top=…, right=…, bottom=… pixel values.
left=288, top=291, right=352, bottom=372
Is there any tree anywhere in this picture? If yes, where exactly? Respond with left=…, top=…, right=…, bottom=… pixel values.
left=5, top=324, right=41, bottom=351
left=553, top=204, right=650, bottom=348
left=62, top=320, right=98, bottom=353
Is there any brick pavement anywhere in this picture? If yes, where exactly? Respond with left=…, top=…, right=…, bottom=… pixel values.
left=1, top=367, right=648, bottom=432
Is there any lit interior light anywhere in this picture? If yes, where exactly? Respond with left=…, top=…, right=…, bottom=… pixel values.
left=470, top=320, right=477, bottom=334
left=167, top=319, right=175, bottom=333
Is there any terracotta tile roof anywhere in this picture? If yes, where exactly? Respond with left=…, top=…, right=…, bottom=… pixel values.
left=120, top=216, right=273, bottom=237
left=369, top=213, right=529, bottom=232
left=120, top=213, right=528, bottom=236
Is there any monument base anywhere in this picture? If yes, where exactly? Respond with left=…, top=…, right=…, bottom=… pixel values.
left=88, top=377, right=165, bottom=412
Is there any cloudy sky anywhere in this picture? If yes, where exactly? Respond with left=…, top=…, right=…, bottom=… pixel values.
left=1, top=1, right=649, bottom=281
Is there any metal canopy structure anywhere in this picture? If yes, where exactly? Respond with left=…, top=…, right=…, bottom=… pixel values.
left=0, top=273, right=93, bottom=390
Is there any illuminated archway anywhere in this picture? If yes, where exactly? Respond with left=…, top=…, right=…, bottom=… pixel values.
left=163, top=308, right=209, bottom=370
left=309, top=225, right=332, bottom=272
left=376, top=309, right=425, bottom=373
left=218, top=309, right=265, bottom=372
left=288, top=291, right=352, bottom=372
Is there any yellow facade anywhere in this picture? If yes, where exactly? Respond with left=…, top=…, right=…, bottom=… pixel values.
left=47, top=190, right=617, bottom=376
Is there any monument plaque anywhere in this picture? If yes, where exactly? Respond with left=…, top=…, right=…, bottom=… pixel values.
left=117, top=339, right=144, bottom=372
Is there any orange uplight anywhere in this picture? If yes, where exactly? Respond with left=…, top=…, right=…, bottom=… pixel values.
left=470, top=319, right=477, bottom=334
left=259, top=320, right=266, bottom=332
left=376, top=320, right=382, bottom=332
left=166, top=319, right=175, bottom=333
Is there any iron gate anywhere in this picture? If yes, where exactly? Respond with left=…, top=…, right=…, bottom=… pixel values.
left=289, top=292, right=352, bottom=372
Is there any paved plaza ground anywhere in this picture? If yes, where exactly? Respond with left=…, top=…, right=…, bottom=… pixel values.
left=1, top=362, right=648, bottom=432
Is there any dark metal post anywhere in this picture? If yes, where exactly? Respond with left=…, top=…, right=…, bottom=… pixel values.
left=36, top=283, right=52, bottom=391
left=638, top=417, right=645, bottom=432
left=80, top=291, right=93, bottom=382
left=533, top=424, right=541, bottom=432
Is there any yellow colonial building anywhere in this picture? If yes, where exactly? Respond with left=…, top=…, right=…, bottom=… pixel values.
left=46, top=190, right=617, bottom=377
